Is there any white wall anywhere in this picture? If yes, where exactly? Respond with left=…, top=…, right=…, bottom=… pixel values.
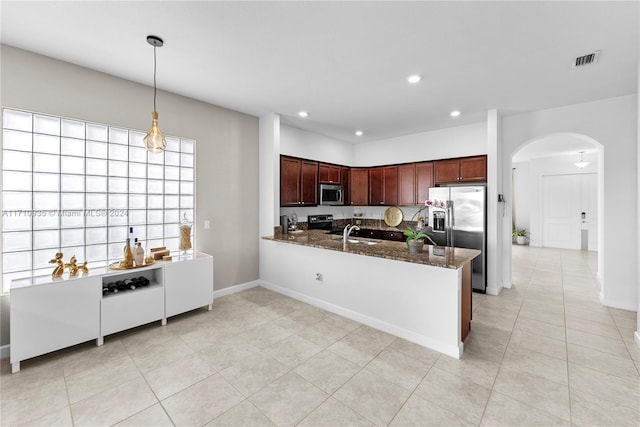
left=0, top=45, right=260, bottom=347
left=512, top=162, right=531, bottom=233
left=353, top=122, right=487, bottom=166
left=502, top=95, right=638, bottom=311
left=280, top=125, right=354, bottom=165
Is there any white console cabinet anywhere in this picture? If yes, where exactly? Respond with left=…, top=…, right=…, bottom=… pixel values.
left=165, top=253, right=214, bottom=317
left=10, top=253, right=213, bottom=373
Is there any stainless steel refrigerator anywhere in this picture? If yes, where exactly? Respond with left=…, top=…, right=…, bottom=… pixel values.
left=428, top=186, right=487, bottom=293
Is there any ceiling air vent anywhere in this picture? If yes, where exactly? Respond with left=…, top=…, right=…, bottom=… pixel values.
left=573, top=50, right=601, bottom=68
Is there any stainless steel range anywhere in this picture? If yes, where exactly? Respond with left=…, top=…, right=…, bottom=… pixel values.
left=307, top=214, right=334, bottom=230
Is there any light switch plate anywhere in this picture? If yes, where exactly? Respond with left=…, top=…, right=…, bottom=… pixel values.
left=204, top=220, right=210, bottom=229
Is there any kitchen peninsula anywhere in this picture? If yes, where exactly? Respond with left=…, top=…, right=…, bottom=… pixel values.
left=261, top=229, right=480, bottom=358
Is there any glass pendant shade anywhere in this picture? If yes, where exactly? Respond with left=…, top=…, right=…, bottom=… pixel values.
left=143, top=111, right=167, bottom=153
left=573, top=151, right=590, bottom=169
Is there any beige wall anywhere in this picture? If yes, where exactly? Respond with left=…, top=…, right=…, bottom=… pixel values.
left=0, top=45, right=260, bottom=347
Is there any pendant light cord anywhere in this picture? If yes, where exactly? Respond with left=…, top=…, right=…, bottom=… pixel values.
left=153, top=45, right=157, bottom=113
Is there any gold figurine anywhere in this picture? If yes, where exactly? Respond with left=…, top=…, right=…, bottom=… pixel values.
left=49, top=252, right=65, bottom=278
left=50, top=252, right=90, bottom=278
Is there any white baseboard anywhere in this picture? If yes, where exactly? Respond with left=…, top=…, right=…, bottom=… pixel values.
left=0, top=344, right=9, bottom=360
left=599, top=293, right=637, bottom=312
left=634, top=331, right=640, bottom=348
left=260, top=280, right=462, bottom=359
left=501, top=281, right=513, bottom=289
left=485, top=283, right=503, bottom=296
left=213, top=280, right=260, bottom=299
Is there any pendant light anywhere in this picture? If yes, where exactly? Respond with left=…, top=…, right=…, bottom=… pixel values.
left=573, top=151, right=590, bottom=169
left=143, top=35, right=167, bottom=153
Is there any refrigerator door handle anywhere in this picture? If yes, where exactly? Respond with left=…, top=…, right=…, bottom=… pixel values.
left=447, top=200, right=454, bottom=247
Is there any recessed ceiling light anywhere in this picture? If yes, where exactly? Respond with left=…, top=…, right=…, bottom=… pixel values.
left=450, top=110, right=461, bottom=117
left=355, top=131, right=363, bottom=136
left=407, top=74, right=422, bottom=84
left=298, top=111, right=309, bottom=118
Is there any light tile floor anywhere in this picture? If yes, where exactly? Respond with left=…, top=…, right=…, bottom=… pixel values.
left=1, top=245, right=639, bottom=426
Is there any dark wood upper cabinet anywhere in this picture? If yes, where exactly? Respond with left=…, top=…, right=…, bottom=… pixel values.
left=300, top=160, right=319, bottom=205
left=415, top=162, right=434, bottom=203
left=319, top=163, right=341, bottom=184
left=350, top=168, right=369, bottom=206
left=369, top=166, right=397, bottom=206
left=341, top=167, right=351, bottom=206
left=282, top=155, right=483, bottom=207
left=459, top=156, right=487, bottom=182
left=280, top=156, right=302, bottom=206
left=434, top=155, right=486, bottom=184
left=398, top=164, right=416, bottom=206
left=434, top=159, right=460, bottom=184
left=383, top=166, right=398, bottom=206
left=369, top=167, right=384, bottom=205
left=399, top=162, right=433, bottom=205
left=280, top=156, right=318, bottom=206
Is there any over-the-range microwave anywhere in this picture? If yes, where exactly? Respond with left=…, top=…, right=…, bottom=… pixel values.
left=319, top=184, right=344, bottom=205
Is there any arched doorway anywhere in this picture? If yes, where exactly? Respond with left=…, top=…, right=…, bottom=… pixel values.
left=506, top=132, right=604, bottom=293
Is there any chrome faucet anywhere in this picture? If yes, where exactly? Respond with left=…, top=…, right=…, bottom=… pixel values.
left=343, top=224, right=360, bottom=243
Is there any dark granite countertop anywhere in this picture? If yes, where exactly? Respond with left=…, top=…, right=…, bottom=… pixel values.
left=263, top=229, right=480, bottom=269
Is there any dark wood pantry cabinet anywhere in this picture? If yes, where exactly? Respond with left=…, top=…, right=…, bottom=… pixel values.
left=280, top=156, right=318, bottom=206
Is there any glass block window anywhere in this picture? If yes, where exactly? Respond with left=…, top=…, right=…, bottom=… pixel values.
left=2, top=109, right=195, bottom=292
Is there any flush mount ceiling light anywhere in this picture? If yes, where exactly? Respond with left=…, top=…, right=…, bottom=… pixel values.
left=355, top=131, right=363, bottom=136
left=450, top=110, right=461, bottom=117
left=298, top=111, right=309, bottom=118
left=143, top=35, right=167, bottom=154
left=407, top=74, right=422, bottom=84
left=574, top=151, right=590, bottom=169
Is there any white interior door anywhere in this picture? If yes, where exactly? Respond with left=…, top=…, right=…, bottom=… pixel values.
left=542, top=173, right=597, bottom=251
left=542, top=174, right=581, bottom=249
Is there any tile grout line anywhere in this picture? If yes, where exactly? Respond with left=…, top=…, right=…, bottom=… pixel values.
left=475, top=245, right=535, bottom=426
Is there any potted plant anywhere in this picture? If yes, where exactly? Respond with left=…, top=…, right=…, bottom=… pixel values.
left=404, top=227, right=437, bottom=254
left=513, top=228, right=528, bottom=245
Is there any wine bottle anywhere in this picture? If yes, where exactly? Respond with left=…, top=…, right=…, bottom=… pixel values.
left=124, top=278, right=136, bottom=290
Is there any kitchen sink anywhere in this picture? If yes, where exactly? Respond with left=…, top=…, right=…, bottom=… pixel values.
left=348, top=239, right=379, bottom=246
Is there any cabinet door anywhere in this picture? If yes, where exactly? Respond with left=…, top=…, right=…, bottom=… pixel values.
left=415, top=162, right=434, bottom=203
left=350, top=168, right=369, bottom=205
left=281, top=156, right=301, bottom=206
left=11, top=277, right=101, bottom=364
left=398, top=164, right=416, bottom=206
left=165, top=255, right=213, bottom=318
left=319, top=164, right=341, bottom=184
left=459, top=156, right=487, bottom=182
left=434, top=159, right=460, bottom=184
left=383, top=166, right=398, bottom=206
left=341, top=167, right=351, bottom=206
left=369, top=167, right=384, bottom=205
left=300, top=160, right=318, bottom=206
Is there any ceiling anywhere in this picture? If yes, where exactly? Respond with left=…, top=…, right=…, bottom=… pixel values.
left=1, top=1, right=638, bottom=144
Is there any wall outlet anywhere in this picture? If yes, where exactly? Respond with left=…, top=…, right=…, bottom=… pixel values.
left=204, top=220, right=210, bottom=229
left=315, top=273, right=322, bottom=282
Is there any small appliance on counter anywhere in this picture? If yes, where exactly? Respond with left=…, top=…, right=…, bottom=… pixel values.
left=280, top=215, right=289, bottom=234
